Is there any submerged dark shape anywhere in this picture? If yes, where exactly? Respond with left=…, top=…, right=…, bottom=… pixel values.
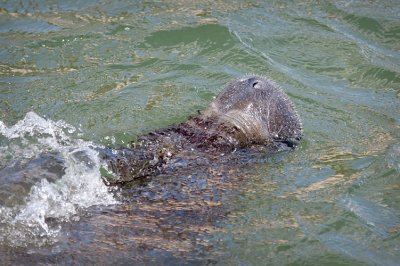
left=103, top=75, right=302, bottom=185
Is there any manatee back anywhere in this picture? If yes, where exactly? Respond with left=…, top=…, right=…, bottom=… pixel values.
left=204, top=75, right=302, bottom=146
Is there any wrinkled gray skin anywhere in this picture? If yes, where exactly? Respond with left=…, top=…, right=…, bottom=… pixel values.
left=103, top=75, right=302, bottom=185
left=203, top=75, right=302, bottom=146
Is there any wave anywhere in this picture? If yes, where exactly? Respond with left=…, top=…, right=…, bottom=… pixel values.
left=0, top=112, right=117, bottom=247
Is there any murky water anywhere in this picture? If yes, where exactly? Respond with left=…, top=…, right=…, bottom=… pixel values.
left=1, top=0, right=399, bottom=265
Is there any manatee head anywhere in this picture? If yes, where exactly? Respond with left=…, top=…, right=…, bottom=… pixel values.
left=203, top=75, right=302, bottom=147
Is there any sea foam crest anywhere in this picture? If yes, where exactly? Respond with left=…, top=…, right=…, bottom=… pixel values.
left=0, top=112, right=117, bottom=247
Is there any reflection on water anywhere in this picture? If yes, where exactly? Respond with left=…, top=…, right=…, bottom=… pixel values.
left=0, top=0, right=399, bottom=264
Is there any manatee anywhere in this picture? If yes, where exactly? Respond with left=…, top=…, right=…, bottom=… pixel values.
left=102, top=75, right=302, bottom=185
left=0, top=76, right=302, bottom=258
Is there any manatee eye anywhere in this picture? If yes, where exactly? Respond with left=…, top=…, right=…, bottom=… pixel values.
left=252, top=81, right=260, bottom=89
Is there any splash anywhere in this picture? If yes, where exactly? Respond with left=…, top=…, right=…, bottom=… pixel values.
left=0, top=112, right=117, bottom=247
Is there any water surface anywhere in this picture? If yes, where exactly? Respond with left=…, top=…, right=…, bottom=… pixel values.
left=1, top=0, right=399, bottom=265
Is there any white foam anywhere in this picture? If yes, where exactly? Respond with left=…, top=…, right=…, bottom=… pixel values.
left=0, top=112, right=117, bottom=247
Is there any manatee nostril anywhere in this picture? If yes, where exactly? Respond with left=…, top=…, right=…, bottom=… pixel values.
left=252, top=81, right=260, bottom=88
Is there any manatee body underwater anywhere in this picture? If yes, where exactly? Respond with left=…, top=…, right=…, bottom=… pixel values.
left=0, top=75, right=303, bottom=261
left=102, top=75, right=302, bottom=186
left=83, top=75, right=303, bottom=259
left=85, top=75, right=303, bottom=259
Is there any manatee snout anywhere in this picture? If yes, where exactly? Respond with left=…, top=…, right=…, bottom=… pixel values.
left=202, top=75, right=302, bottom=146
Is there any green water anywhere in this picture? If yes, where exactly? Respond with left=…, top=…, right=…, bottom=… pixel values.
left=1, top=0, right=400, bottom=265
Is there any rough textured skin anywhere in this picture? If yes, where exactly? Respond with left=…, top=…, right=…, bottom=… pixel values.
left=202, top=75, right=302, bottom=146
left=103, top=75, right=302, bottom=185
